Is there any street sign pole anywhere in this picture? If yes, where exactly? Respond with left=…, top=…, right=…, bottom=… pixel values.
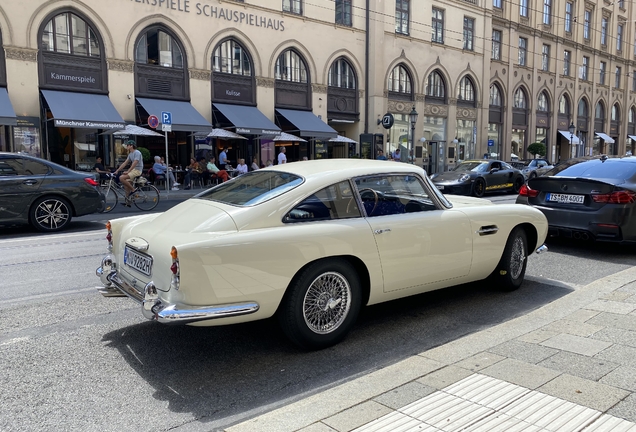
left=161, top=112, right=173, bottom=197
left=164, top=129, right=169, bottom=197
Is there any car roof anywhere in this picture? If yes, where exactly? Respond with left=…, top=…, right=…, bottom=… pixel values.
left=262, top=159, right=427, bottom=181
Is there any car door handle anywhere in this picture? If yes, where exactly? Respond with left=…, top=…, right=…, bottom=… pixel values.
left=374, top=228, right=391, bottom=234
left=22, top=180, right=38, bottom=186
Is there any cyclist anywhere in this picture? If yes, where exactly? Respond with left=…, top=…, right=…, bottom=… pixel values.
left=114, top=140, right=143, bottom=206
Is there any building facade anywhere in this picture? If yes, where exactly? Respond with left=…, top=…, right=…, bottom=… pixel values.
left=0, top=0, right=634, bottom=171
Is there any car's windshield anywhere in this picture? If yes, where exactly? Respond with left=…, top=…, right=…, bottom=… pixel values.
left=197, top=171, right=303, bottom=205
left=549, top=157, right=636, bottom=181
left=453, top=161, right=488, bottom=172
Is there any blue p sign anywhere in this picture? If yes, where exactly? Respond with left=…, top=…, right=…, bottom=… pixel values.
left=161, top=111, right=172, bottom=125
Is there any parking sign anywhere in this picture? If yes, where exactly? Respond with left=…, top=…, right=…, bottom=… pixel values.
left=161, top=111, right=172, bottom=125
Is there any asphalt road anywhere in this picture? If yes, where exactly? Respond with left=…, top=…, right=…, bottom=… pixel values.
left=1, top=193, right=634, bottom=432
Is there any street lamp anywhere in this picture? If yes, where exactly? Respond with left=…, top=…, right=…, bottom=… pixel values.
left=569, top=121, right=576, bottom=157
left=409, top=106, right=418, bottom=163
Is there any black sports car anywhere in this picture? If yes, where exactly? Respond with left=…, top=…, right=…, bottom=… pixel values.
left=516, top=155, right=636, bottom=244
left=430, top=159, right=525, bottom=197
left=0, top=152, right=105, bottom=232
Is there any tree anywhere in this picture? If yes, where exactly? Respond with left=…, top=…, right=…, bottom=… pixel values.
left=527, top=142, right=546, bottom=158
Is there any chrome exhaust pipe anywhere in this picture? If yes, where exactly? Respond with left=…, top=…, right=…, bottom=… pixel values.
left=573, top=232, right=581, bottom=240
left=581, top=232, right=589, bottom=240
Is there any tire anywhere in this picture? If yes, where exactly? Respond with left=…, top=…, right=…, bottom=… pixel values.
left=491, top=227, right=528, bottom=291
left=472, top=178, right=486, bottom=197
left=100, top=185, right=118, bottom=213
left=30, top=196, right=73, bottom=232
left=513, top=176, right=524, bottom=194
left=133, top=185, right=160, bottom=211
left=528, top=171, right=537, bottom=180
left=278, top=259, right=362, bottom=350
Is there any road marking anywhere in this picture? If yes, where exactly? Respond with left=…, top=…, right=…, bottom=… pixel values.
left=1, top=287, right=99, bottom=306
left=0, top=229, right=105, bottom=245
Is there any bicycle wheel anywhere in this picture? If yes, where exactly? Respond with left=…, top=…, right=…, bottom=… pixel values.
left=100, top=185, right=119, bottom=213
left=133, top=185, right=160, bottom=211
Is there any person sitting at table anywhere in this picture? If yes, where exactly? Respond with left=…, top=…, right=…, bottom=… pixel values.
left=206, top=156, right=229, bottom=183
left=160, top=157, right=179, bottom=187
left=197, top=156, right=211, bottom=184
left=250, top=157, right=259, bottom=171
left=93, top=156, right=110, bottom=182
left=183, top=157, right=201, bottom=190
left=153, top=156, right=178, bottom=190
left=236, top=158, right=248, bottom=175
left=265, top=160, right=273, bottom=167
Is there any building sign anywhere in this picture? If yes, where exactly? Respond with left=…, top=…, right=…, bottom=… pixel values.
left=43, top=65, right=102, bottom=90
left=214, top=81, right=253, bottom=104
left=130, top=0, right=285, bottom=31
left=54, top=119, right=126, bottom=129
left=236, top=127, right=280, bottom=135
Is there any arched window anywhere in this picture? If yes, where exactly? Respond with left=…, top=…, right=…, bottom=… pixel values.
left=578, top=98, right=588, bottom=117
left=630, top=107, right=636, bottom=124
left=426, top=70, right=445, bottom=99
left=458, top=76, right=475, bottom=104
left=538, top=92, right=549, bottom=112
left=329, top=58, right=356, bottom=89
left=136, top=28, right=183, bottom=68
left=387, top=64, right=412, bottom=94
left=213, top=39, right=251, bottom=76
left=612, top=103, right=620, bottom=122
left=489, top=84, right=502, bottom=106
left=275, top=49, right=308, bottom=83
left=558, top=94, right=570, bottom=116
left=513, top=88, right=527, bottom=109
left=595, top=101, right=605, bottom=120
left=41, top=12, right=100, bottom=57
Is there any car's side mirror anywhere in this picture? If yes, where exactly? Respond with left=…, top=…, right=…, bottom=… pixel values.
left=490, top=168, right=499, bottom=173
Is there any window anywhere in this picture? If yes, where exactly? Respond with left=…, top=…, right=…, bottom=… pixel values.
left=41, top=12, right=100, bottom=57
left=284, top=181, right=360, bottom=222
left=565, top=2, right=572, bottom=33
left=543, top=0, right=551, bottom=25
left=395, top=0, right=409, bottom=34
left=283, top=0, right=302, bottom=15
left=600, top=61, right=606, bottom=85
left=493, top=0, right=502, bottom=8
left=388, top=65, right=412, bottom=94
left=489, top=85, right=502, bottom=106
left=558, top=95, right=570, bottom=115
left=632, top=71, right=636, bottom=91
left=596, top=102, right=605, bottom=120
left=541, top=44, right=550, bottom=71
left=612, top=104, right=620, bottom=122
left=135, top=29, right=183, bottom=68
left=426, top=71, right=445, bottom=100
left=463, top=17, right=474, bottom=51
left=200, top=171, right=302, bottom=206
left=583, top=10, right=591, bottom=40
left=213, top=39, right=251, bottom=76
left=492, top=30, right=502, bottom=60
left=518, top=37, right=527, bottom=66
left=328, top=58, right=356, bottom=89
left=580, top=56, right=589, bottom=80
left=458, top=76, right=475, bottom=104
left=514, top=88, right=526, bottom=108
left=617, top=24, right=623, bottom=51
left=578, top=98, right=588, bottom=117
left=616, top=66, right=622, bottom=89
left=432, top=8, right=444, bottom=44
left=619, top=0, right=624, bottom=8
left=563, top=50, right=571, bottom=76
left=538, top=92, right=548, bottom=111
left=520, top=0, right=528, bottom=17
left=275, top=50, right=307, bottom=83
left=335, top=0, right=352, bottom=26
left=0, top=158, right=24, bottom=176
left=601, top=17, right=608, bottom=46
left=354, top=175, right=436, bottom=217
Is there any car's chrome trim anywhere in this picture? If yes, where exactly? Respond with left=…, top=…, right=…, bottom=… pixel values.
left=536, top=244, right=548, bottom=254
left=477, top=225, right=499, bottom=236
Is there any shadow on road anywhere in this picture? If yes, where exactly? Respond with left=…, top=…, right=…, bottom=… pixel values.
left=101, top=278, right=571, bottom=429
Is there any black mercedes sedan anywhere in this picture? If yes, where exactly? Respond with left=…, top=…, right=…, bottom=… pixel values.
left=516, top=155, right=636, bottom=244
left=430, top=159, right=525, bottom=197
left=0, top=152, right=104, bottom=232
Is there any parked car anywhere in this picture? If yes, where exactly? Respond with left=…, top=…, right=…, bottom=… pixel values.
left=509, top=158, right=553, bottom=180
left=97, top=159, right=548, bottom=350
left=517, top=155, right=636, bottom=243
left=0, top=152, right=104, bottom=232
left=430, top=159, right=525, bottom=197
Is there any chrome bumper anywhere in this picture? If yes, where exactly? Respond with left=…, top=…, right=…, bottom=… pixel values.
left=96, top=255, right=259, bottom=325
left=536, top=244, right=548, bottom=254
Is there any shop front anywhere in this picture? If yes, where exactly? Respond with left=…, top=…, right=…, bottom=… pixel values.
left=327, top=57, right=359, bottom=156
left=0, top=29, right=17, bottom=152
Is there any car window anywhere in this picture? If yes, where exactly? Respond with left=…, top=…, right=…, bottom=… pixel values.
left=284, top=181, right=360, bottom=223
left=454, top=162, right=488, bottom=172
left=551, top=158, right=636, bottom=181
left=502, top=162, right=513, bottom=170
left=197, top=171, right=303, bottom=206
left=491, top=162, right=502, bottom=170
left=0, top=158, right=24, bottom=176
left=23, top=159, right=50, bottom=175
left=354, top=175, right=437, bottom=217
left=537, top=160, right=547, bottom=168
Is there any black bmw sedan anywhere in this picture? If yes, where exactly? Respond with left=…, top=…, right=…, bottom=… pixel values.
left=430, top=159, right=525, bottom=197
left=516, top=155, right=636, bottom=244
left=0, top=152, right=104, bottom=232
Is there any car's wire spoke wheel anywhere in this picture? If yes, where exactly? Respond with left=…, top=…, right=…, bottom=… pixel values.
left=490, top=227, right=528, bottom=291
left=31, top=197, right=71, bottom=231
left=509, top=236, right=526, bottom=280
left=303, top=271, right=351, bottom=334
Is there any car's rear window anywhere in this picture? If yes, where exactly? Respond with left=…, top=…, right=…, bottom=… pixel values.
left=551, top=158, right=636, bottom=181
left=197, top=171, right=303, bottom=205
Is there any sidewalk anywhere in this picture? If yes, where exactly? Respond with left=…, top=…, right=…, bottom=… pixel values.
left=156, top=185, right=205, bottom=201
left=226, top=267, right=636, bottom=432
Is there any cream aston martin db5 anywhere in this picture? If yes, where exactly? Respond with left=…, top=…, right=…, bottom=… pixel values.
left=97, top=159, right=548, bottom=349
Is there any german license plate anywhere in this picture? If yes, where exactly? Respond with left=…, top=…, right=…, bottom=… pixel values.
left=124, top=246, right=153, bottom=276
left=546, top=193, right=584, bottom=204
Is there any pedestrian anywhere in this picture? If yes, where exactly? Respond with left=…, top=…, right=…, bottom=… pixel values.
left=219, top=147, right=228, bottom=168
left=392, top=148, right=401, bottom=161
left=113, top=140, right=143, bottom=206
left=277, top=147, right=287, bottom=164
left=376, top=150, right=387, bottom=160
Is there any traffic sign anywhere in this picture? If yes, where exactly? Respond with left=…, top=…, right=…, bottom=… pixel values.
left=161, top=111, right=172, bottom=125
left=161, top=124, right=172, bottom=132
left=488, top=139, right=494, bottom=147
left=148, top=115, right=159, bottom=129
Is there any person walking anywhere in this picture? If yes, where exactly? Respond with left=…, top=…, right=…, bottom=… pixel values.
left=114, top=140, right=143, bottom=206
left=277, top=147, right=287, bottom=165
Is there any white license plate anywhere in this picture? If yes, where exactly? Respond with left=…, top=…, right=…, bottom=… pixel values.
left=547, top=193, right=585, bottom=204
left=436, top=185, right=444, bottom=190
left=124, top=246, right=153, bottom=276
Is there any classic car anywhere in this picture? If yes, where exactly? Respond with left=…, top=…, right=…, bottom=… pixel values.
left=97, top=159, right=548, bottom=349
left=430, top=159, right=526, bottom=197
left=509, top=158, right=553, bottom=180
left=0, top=152, right=104, bottom=232
left=517, top=155, right=636, bottom=243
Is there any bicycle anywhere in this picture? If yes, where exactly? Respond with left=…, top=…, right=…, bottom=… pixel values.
left=100, top=173, right=160, bottom=213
